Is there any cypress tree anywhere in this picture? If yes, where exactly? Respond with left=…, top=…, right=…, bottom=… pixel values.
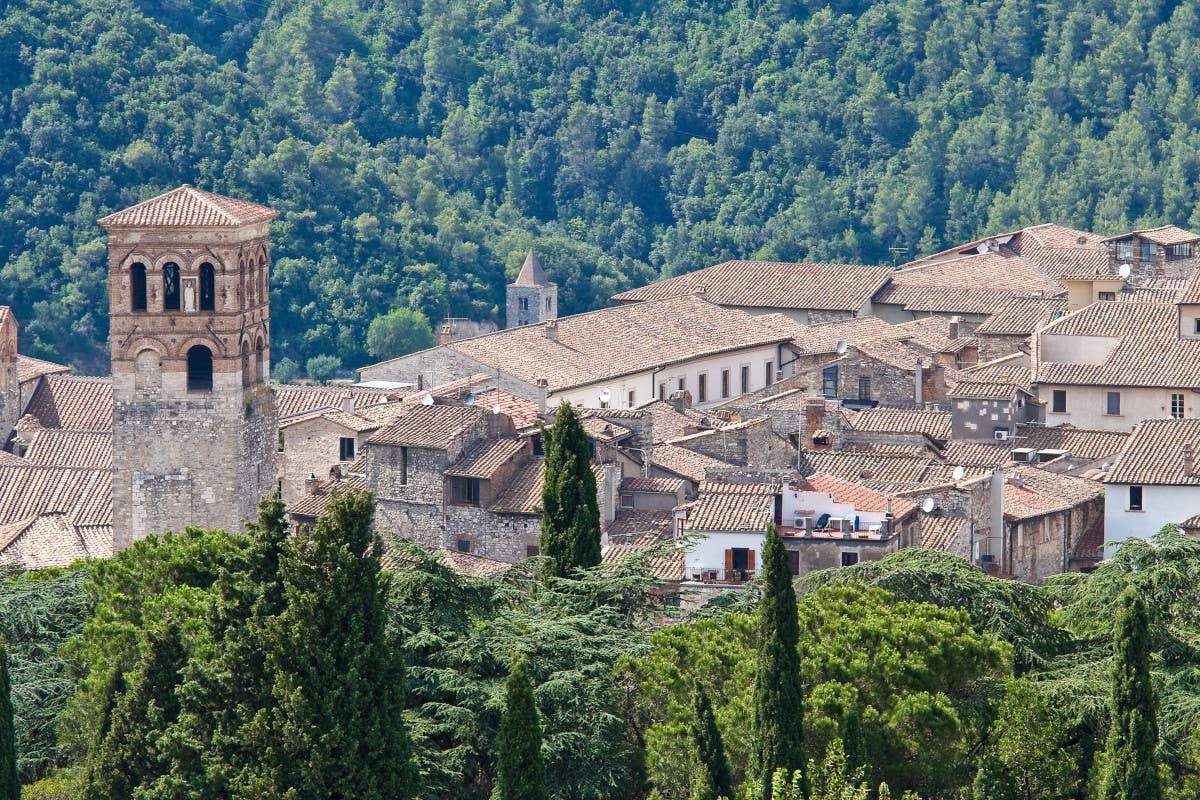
left=689, top=680, right=733, bottom=800
left=241, top=490, right=414, bottom=800
left=0, top=640, right=17, bottom=800
left=496, top=658, right=548, bottom=800
left=841, top=703, right=865, bottom=778
left=1100, top=586, right=1161, bottom=800
left=752, top=522, right=805, bottom=799
left=539, top=402, right=601, bottom=578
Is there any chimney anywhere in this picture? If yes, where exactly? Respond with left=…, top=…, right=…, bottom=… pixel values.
left=304, top=473, right=320, bottom=495
left=1185, top=443, right=1196, bottom=477
left=669, top=390, right=692, bottom=412
left=949, top=316, right=961, bottom=341
left=437, top=322, right=454, bottom=346
left=340, top=391, right=355, bottom=414
left=544, top=320, right=558, bottom=341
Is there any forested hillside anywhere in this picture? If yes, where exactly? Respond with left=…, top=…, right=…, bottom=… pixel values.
left=4, top=0, right=1200, bottom=373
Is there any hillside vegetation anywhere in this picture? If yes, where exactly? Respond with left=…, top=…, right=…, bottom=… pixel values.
left=4, top=0, right=1200, bottom=372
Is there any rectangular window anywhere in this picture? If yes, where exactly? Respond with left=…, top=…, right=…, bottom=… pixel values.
left=1129, top=485, right=1143, bottom=511
left=620, top=493, right=634, bottom=509
left=526, top=544, right=540, bottom=557
left=1171, top=243, right=1195, bottom=260
left=450, top=477, right=481, bottom=506
left=658, top=383, right=666, bottom=401
left=1098, top=291, right=1116, bottom=301
left=1172, top=393, right=1185, bottom=419
left=400, top=446, right=408, bottom=485
left=698, top=373, right=708, bottom=403
left=822, top=366, right=839, bottom=399
left=677, top=376, right=686, bottom=393
left=765, top=361, right=774, bottom=386
left=1140, top=241, right=1157, bottom=261
left=339, top=437, right=356, bottom=461
left=721, top=369, right=730, bottom=398
left=787, top=550, right=800, bottom=576
left=731, top=548, right=749, bottom=571
left=1106, top=392, right=1121, bottom=416
left=840, top=551, right=859, bottom=568
left=456, top=539, right=472, bottom=553
left=858, top=377, right=871, bottom=402
left=740, top=365, right=750, bottom=394
left=627, top=390, right=635, bottom=407
left=1052, top=389, right=1067, bottom=413
left=1194, top=319, right=1200, bottom=335
left=1116, top=240, right=1134, bottom=261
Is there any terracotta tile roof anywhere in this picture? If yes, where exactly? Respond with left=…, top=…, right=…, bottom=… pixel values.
left=441, top=294, right=791, bottom=393
left=601, top=539, right=684, bottom=581
left=287, top=476, right=369, bottom=520
left=473, top=388, right=540, bottom=430
left=1020, top=223, right=1106, bottom=250
left=843, top=442, right=941, bottom=458
left=1102, top=225, right=1200, bottom=246
left=488, top=458, right=546, bottom=514
left=650, top=444, right=733, bottom=483
left=1183, top=513, right=1200, bottom=530
left=891, top=251, right=1063, bottom=295
left=875, top=284, right=1054, bottom=315
left=369, top=404, right=483, bottom=449
left=850, top=408, right=952, bottom=440
left=851, top=338, right=930, bottom=372
left=1004, top=466, right=1103, bottom=521
left=0, top=465, right=111, bottom=526
left=1179, top=269, right=1200, bottom=304
left=612, top=261, right=893, bottom=312
left=797, top=450, right=988, bottom=488
left=438, top=550, right=516, bottom=578
left=940, top=440, right=1010, bottom=467
left=580, top=417, right=633, bottom=442
left=793, top=316, right=900, bottom=354
left=513, top=249, right=552, bottom=287
left=445, top=438, right=526, bottom=478
left=1038, top=301, right=1176, bottom=337
left=1118, top=280, right=1186, bottom=303
left=975, top=297, right=1067, bottom=335
left=16, top=355, right=69, bottom=385
left=889, top=316, right=977, bottom=355
left=641, top=400, right=733, bottom=443
left=607, top=508, right=676, bottom=542
left=98, top=185, right=277, bottom=228
left=24, top=375, right=112, bottom=432
left=920, top=513, right=967, bottom=551
left=1012, top=425, right=1129, bottom=460
left=620, top=476, right=686, bottom=494
left=685, top=481, right=778, bottom=531
left=911, top=224, right=1102, bottom=266
left=1043, top=249, right=1118, bottom=281
left=0, top=512, right=112, bottom=570
left=950, top=358, right=1033, bottom=399
left=1036, top=336, right=1200, bottom=388
left=23, top=430, right=112, bottom=468
left=802, top=473, right=917, bottom=517
left=1105, top=419, right=1200, bottom=485
left=275, top=386, right=392, bottom=420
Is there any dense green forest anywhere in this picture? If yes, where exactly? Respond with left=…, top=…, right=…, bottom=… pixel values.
left=4, top=496, right=1200, bottom=799
left=5, top=0, right=1200, bottom=373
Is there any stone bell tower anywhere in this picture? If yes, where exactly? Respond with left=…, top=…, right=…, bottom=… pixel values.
left=100, top=185, right=279, bottom=550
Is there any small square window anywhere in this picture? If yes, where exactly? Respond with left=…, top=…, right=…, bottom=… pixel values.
left=1098, top=291, right=1116, bottom=301
left=526, top=544, right=540, bottom=557
left=1129, top=485, right=1143, bottom=511
left=620, top=493, right=635, bottom=509
left=456, top=539, right=472, bottom=553
left=840, top=551, right=859, bottom=568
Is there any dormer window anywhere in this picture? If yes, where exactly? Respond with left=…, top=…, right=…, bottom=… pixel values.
left=1140, top=241, right=1156, bottom=261
left=1116, top=240, right=1134, bottom=261
left=1169, top=243, right=1194, bottom=261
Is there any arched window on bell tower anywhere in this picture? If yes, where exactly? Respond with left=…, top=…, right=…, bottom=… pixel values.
left=241, top=341, right=251, bottom=388
left=187, top=345, right=213, bottom=392
left=255, top=336, right=265, bottom=383
left=131, top=263, right=147, bottom=312
left=199, top=263, right=215, bottom=312
left=163, top=263, right=181, bottom=311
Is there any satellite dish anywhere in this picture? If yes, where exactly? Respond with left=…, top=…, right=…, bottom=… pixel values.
left=952, top=465, right=966, bottom=481
left=491, top=403, right=502, bottom=415
left=599, top=388, right=612, bottom=405
left=1118, top=262, right=1132, bottom=279
left=420, top=394, right=435, bottom=406
left=463, top=392, right=476, bottom=405
left=921, top=497, right=935, bottom=514
left=835, top=339, right=848, bottom=355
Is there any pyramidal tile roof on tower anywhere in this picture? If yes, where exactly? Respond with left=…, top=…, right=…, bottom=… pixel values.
left=98, top=185, right=277, bottom=228
left=513, top=249, right=552, bottom=286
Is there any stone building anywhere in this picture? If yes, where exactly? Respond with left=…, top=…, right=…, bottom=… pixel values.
left=99, top=185, right=279, bottom=549
left=1002, top=466, right=1104, bottom=582
left=506, top=249, right=557, bottom=328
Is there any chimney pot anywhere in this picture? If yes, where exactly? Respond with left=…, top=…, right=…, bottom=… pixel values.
left=949, top=316, right=961, bottom=340
left=1185, top=443, right=1196, bottom=476
left=544, top=321, right=558, bottom=341
left=340, top=391, right=355, bottom=414
left=304, top=473, right=319, bottom=495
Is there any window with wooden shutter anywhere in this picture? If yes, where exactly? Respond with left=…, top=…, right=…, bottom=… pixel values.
left=724, top=549, right=734, bottom=575
left=747, top=549, right=756, bottom=573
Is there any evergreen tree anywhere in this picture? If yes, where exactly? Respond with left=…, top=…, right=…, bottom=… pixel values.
left=0, top=640, right=17, bottom=800
left=496, top=658, right=547, bottom=800
left=689, top=680, right=733, bottom=800
left=240, top=490, right=413, bottom=800
left=841, top=704, right=865, bottom=779
left=752, top=522, right=805, bottom=799
left=1100, top=586, right=1161, bottom=800
left=539, top=402, right=601, bottom=578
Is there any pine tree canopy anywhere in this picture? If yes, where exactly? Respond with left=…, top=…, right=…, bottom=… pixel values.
left=539, top=402, right=601, bottom=578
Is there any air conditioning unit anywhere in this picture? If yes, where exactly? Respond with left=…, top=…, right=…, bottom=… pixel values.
left=994, top=430, right=1009, bottom=441
left=775, top=370, right=785, bottom=382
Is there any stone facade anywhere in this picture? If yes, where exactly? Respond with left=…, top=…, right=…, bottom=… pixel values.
left=506, top=250, right=558, bottom=329
left=279, top=415, right=371, bottom=504
left=1005, top=497, right=1104, bottom=583
left=101, top=188, right=279, bottom=549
